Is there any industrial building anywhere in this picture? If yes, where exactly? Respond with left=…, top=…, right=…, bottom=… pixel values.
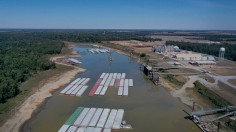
left=189, top=61, right=216, bottom=66
left=174, top=53, right=216, bottom=61
left=153, top=45, right=180, bottom=53
left=175, top=53, right=202, bottom=60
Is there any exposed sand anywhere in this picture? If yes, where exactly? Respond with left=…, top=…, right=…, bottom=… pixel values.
left=0, top=45, right=85, bottom=132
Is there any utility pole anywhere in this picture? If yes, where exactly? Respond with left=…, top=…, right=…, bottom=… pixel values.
left=192, top=102, right=195, bottom=111
left=217, top=122, right=220, bottom=132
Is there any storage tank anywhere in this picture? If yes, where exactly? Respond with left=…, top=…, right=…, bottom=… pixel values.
left=220, top=47, right=225, bottom=52
left=173, top=46, right=180, bottom=52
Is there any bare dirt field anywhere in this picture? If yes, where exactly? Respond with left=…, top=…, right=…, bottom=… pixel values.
left=150, top=35, right=218, bottom=44
left=215, top=81, right=236, bottom=105
left=216, top=60, right=236, bottom=67
left=166, top=68, right=200, bottom=74
left=110, top=40, right=164, bottom=47
left=206, top=67, right=236, bottom=76
left=228, top=79, right=236, bottom=86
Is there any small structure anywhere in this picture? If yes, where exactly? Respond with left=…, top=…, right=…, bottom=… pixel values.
left=143, top=65, right=159, bottom=85
left=173, top=46, right=180, bottom=52
left=173, top=62, right=181, bottom=65
left=68, top=58, right=82, bottom=64
left=88, top=48, right=110, bottom=54
left=207, top=56, right=215, bottom=61
left=143, top=65, right=152, bottom=76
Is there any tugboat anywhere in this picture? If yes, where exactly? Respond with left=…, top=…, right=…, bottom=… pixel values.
left=121, top=121, right=132, bottom=129
left=109, top=57, right=112, bottom=61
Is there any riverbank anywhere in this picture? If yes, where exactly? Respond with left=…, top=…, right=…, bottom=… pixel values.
left=99, top=42, right=236, bottom=131
left=22, top=44, right=200, bottom=132
left=99, top=42, right=224, bottom=110
left=0, top=42, right=85, bottom=132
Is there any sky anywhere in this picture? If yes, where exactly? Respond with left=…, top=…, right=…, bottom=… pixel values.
left=0, top=0, right=236, bottom=30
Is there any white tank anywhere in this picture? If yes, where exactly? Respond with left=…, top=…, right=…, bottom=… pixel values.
left=220, top=47, right=225, bottom=52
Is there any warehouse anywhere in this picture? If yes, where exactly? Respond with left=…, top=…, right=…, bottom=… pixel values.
left=175, top=53, right=202, bottom=61
left=189, top=61, right=216, bottom=66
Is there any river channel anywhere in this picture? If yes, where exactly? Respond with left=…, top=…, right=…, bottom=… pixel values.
left=26, top=45, right=200, bottom=132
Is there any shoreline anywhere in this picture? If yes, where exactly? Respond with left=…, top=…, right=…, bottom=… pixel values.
left=0, top=44, right=85, bottom=132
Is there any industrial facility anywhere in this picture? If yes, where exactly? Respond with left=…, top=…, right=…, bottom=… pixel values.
left=153, top=45, right=180, bottom=53
left=189, top=61, right=216, bottom=66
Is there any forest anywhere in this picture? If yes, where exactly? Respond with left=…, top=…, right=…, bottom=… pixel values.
left=13, top=30, right=161, bottom=42
left=0, top=32, right=63, bottom=103
left=166, top=41, right=236, bottom=61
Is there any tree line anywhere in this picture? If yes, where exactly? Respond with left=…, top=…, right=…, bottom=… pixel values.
left=0, top=32, right=63, bottom=103
left=4, top=31, right=161, bottom=43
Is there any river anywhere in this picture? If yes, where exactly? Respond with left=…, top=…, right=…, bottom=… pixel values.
left=24, top=45, right=200, bottom=132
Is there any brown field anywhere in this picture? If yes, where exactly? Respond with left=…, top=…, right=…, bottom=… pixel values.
left=149, top=35, right=217, bottom=44
left=206, top=67, right=236, bottom=76
left=228, top=79, right=236, bottom=86
left=216, top=60, right=236, bottom=67
left=166, top=68, right=200, bottom=74
left=216, top=81, right=236, bottom=105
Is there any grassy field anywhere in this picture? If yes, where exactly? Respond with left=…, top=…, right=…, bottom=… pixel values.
left=185, top=87, right=216, bottom=110
left=193, top=81, right=232, bottom=107
left=163, top=75, right=185, bottom=89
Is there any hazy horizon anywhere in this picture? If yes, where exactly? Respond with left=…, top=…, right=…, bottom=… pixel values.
left=1, top=0, right=236, bottom=30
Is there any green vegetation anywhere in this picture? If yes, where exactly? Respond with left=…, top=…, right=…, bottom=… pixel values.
left=140, top=53, right=146, bottom=58
left=166, top=41, right=236, bottom=61
left=200, top=34, right=236, bottom=41
left=193, top=81, right=231, bottom=107
left=164, top=75, right=184, bottom=87
left=6, top=30, right=160, bottom=43
left=0, top=33, right=63, bottom=103
left=193, top=81, right=236, bottom=131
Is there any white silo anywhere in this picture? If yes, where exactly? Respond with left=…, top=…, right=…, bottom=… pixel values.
left=219, top=47, right=225, bottom=61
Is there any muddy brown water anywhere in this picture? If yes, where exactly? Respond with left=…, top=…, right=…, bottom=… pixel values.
left=25, top=45, right=200, bottom=132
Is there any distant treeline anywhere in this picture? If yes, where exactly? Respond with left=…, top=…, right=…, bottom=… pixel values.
left=200, top=35, right=236, bottom=41
left=166, top=41, right=236, bottom=61
left=0, top=33, right=63, bottom=103
left=157, top=33, right=236, bottom=42
left=5, top=31, right=161, bottom=43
